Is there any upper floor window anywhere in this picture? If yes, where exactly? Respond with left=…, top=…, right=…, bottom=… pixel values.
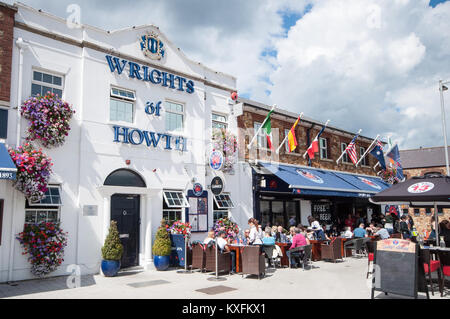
left=31, top=70, right=63, bottom=97
left=341, top=143, right=350, bottom=163
left=284, top=129, right=290, bottom=153
left=254, top=122, right=267, bottom=149
left=320, top=137, right=328, bottom=159
left=25, top=185, right=62, bottom=225
left=110, top=87, right=135, bottom=123
left=0, top=109, right=7, bottom=139
left=212, top=113, right=228, bottom=130
left=165, top=101, right=184, bottom=132
left=360, top=147, right=368, bottom=166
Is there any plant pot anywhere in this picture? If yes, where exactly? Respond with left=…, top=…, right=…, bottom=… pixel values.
left=101, top=260, right=121, bottom=277
left=154, top=255, right=170, bottom=271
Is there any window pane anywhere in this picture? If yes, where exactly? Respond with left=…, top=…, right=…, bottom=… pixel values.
left=47, top=211, right=58, bottom=222
left=53, top=89, right=62, bottom=97
left=31, top=84, right=41, bottom=96
left=33, top=71, right=42, bottom=81
left=25, top=211, right=36, bottom=224
left=37, top=211, right=48, bottom=223
left=42, top=86, right=52, bottom=95
left=53, top=76, right=62, bottom=86
left=42, top=73, right=53, bottom=84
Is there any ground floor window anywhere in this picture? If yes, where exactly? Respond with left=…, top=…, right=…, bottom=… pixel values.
left=162, top=209, right=182, bottom=225
left=0, top=199, right=3, bottom=245
left=162, top=190, right=189, bottom=225
left=25, top=186, right=62, bottom=225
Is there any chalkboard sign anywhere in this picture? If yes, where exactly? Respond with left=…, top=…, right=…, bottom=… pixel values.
left=312, top=201, right=332, bottom=225
left=371, top=239, right=427, bottom=299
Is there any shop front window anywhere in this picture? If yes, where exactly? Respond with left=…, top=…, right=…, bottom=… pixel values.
left=260, top=200, right=270, bottom=228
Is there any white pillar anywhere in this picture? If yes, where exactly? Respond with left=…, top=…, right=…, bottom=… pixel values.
left=103, top=195, right=110, bottom=242
left=144, top=193, right=154, bottom=270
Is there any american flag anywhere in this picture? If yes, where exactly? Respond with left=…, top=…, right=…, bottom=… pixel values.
left=345, top=135, right=359, bottom=165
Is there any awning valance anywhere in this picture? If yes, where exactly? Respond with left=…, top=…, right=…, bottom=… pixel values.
left=0, top=143, right=16, bottom=180
left=259, top=162, right=390, bottom=198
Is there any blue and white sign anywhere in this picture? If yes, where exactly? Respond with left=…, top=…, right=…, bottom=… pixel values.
left=209, top=151, right=224, bottom=171
left=140, top=32, right=165, bottom=60
left=358, top=177, right=382, bottom=190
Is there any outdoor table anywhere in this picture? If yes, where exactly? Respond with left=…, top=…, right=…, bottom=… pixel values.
left=309, top=240, right=327, bottom=261
left=275, top=242, right=290, bottom=267
left=228, top=244, right=246, bottom=273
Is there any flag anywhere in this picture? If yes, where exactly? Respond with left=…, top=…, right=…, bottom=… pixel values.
left=387, top=145, right=404, bottom=181
left=261, top=110, right=274, bottom=150
left=287, top=115, right=301, bottom=152
left=307, top=125, right=326, bottom=159
left=370, top=142, right=386, bottom=169
left=345, top=134, right=359, bottom=165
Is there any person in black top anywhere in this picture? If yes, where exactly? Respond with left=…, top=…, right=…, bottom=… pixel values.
left=399, top=215, right=410, bottom=239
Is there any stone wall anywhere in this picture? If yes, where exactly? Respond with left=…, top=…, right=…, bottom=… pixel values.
left=237, top=109, right=377, bottom=176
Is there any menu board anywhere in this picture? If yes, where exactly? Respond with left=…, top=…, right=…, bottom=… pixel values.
left=312, top=201, right=332, bottom=225
left=186, top=190, right=208, bottom=232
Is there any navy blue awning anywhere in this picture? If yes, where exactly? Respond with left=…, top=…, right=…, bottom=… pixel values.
left=0, top=143, right=17, bottom=180
left=259, top=162, right=389, bottom=198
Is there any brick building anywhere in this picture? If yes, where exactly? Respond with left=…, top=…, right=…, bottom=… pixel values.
left=236, top=98, right=390, bottom=230
left=400, top=146, right=450, bottom=235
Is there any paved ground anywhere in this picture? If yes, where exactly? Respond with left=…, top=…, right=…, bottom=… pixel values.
left=0, top=258, right=448, bottom=299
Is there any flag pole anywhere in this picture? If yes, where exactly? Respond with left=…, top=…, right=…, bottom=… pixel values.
left=336, top=129, right=362, bottom=164
left=276, top=113, right=303, bottom=154
left=247, top=105, right=276, bottom=150
left=356, top=134, right=380, bottom=167
left=303, top=120, right=330, bottom=158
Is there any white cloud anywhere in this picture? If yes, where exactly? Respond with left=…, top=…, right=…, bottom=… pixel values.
left=269, top=0, right=450, bottom=149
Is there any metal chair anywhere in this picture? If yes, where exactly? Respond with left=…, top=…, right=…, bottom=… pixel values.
left=288, top=246, right=304, bottom=268
left=301, top=244, right=313, bottom=270
left=360, top=237, right=372, bottom=256
left=262, top=245, right=280, bottom=268
left=420, top=248, right=442, bottom=296
left=437, top=250, right=450, bottom=297
left=344, top=238, right=364, bottom=258
left=365, top=241, right=376, bottom=279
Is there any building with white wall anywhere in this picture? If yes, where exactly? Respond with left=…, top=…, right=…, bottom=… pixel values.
left=0, top=2, right=245, bottom=282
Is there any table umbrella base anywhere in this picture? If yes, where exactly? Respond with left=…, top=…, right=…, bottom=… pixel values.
left=177, top=269, right=193, bottom=274
left=207, top=276, right=227, bottom=282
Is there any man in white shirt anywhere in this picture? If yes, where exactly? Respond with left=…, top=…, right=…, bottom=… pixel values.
left=343, top=227, right=353, bottom=239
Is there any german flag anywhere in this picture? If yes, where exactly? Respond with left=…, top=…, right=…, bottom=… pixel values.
left=287, top=115, right=302, bottom=152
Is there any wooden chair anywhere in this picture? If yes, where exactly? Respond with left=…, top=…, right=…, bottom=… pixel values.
left=420, top=248, right=442, bottom=296
left=437, top=250, right=450, bottom=297
left=321, top=238, right=343, bottom=262
left=204, top=244, right=231, bottom=275
left=191, top=243, right=206, bottom=272
left=241, top=246, right=266, bottom=279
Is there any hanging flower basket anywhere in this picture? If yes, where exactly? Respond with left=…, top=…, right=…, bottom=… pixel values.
left=17, top=222, right=68, bottom=278
left=8, top=143, right=53, bottom=202
left=20, top=93, right=75, bottom=148
left=213, top=217, right=239, bottom=240
left=380, top=168, right=397, bottom=184
left=212, top=128, right=237, bottom=174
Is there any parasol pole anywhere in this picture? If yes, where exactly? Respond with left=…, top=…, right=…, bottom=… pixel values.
left=434, top=202, right=440, bottom=246
left=207, top=236, right=226, bottom=282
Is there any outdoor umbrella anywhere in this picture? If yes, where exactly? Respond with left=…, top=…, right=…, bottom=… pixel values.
left=369, top=173, right=450, bottom=246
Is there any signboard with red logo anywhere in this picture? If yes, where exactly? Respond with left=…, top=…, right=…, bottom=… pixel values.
left=296, top=169, right=324, bottom=184
left=358, top=177, right=382, bottom=190
left=193, top=183, right=203, bottom=197
left=407, top=182, right=434, bottom=194
left=209, top=151, right=224, bottom=171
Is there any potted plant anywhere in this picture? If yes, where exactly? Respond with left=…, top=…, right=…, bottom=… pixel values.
left=101, top=220, right=123, bottom=277
left=152, top=220, right=172, bottom=271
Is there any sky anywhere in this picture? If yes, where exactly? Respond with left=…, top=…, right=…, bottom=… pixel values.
left=5, top=0, right=450, bottom=150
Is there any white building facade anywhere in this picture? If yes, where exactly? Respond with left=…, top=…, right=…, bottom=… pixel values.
left=0, top=3, right=254, bottom=282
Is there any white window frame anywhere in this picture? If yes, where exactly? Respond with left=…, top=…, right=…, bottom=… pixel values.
left=25, top=209, right=60, bottom=225
left=165, top=100, right=185, bottom=133
left=254, top=122, right=267, bottom=149
left=212, top=112, right=228, bottom=130
left=213, top=193, right=235, bottom=209
left=27, top=185, right=62, bottom=207
left=163, top=190, right=190, bottom=209
left=109, top=87, right=136, bottom=124
left=360, top=147, right=368, bottom=166
left=284, top=129, right=290, bottom=153
left=341, top=143, right=350, bottom=163
left=320, top=137, right=328, bottom=159
left=31, top=69, right=64, bottom=98
left=162, top=210, right=183, bottom=224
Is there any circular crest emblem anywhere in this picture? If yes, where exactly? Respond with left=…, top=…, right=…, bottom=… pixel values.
left=407, top=182, right=434, bottom=194
left=193, top=183, right=203, bottom=197
left=209, top=151, right=224, bottom=171
left=358, top=177, right=382, bottom=190
left=392, top=240, right=399, bottom=245
left=296, top=169, right=324, bottom=184
left=140, top=32, right=165, bottom=60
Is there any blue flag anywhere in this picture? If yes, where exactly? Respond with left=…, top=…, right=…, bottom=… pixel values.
left=387, top=145, right=405, bottom=181
left=370, top=145, right=386, bottom=169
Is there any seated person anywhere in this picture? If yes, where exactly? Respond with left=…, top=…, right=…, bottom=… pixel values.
left=242, top=229, right=251, bottom=245
left=203, top=230, right=215, bottom=245
left=217, top=231, right=236, bottom=273
left=262, top=229, right=276, bottom=246
left=343, top=227, right=353, bottom=238
left=374, top=224, right=390, bottom=240
left=286, top=227, right=310, bottom=267
left=275, top=226, right=288, bottom=243
left=305, top=228, right=315, bottom=240
left=353, top=223, right=367, bottom=238
left=365, top=223, right=376, bottom=236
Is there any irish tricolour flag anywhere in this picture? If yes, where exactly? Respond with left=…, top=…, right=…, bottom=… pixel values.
left=261, top=110, right=274, bottom=150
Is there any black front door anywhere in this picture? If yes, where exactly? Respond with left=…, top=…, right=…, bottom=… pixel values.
left=111, top=194, right=140, bottom=268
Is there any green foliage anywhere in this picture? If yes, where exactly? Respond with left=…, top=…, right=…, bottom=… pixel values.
left=152, top=220, right=172, bottom=256
left=101, top=220, right=123, bottom=261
